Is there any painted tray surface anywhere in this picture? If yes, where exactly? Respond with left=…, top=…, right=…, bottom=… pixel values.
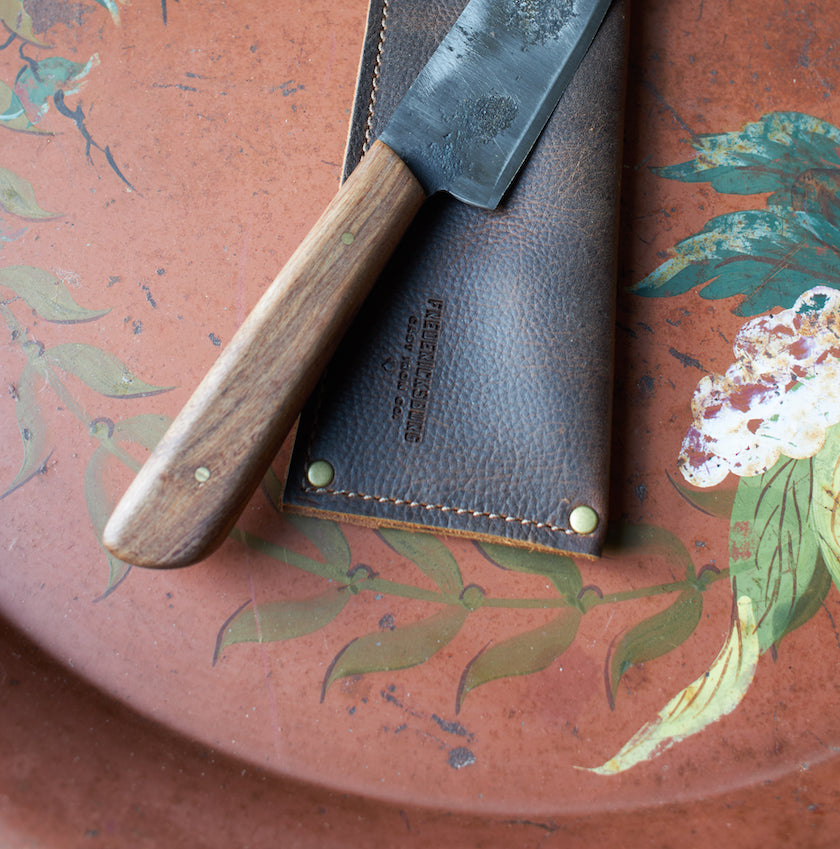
left=3, top=0, right=840, bottom=844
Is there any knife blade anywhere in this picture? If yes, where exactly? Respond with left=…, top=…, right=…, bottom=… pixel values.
left=103, top=0, right=615, bottom=568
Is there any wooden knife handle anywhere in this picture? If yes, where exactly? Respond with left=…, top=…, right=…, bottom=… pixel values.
left=103, top=140, right=426, bottom=568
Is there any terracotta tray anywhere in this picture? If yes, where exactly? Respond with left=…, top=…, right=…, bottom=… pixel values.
left=3, top=0, right=840, bottom=844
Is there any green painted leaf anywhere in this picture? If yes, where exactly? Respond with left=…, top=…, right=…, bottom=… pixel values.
left=666, top=470, right=738, bottom=520
left=604, top=522, right=697, bottom=580
left=260, top=466, right=284, bottom=510
left=84, top=443, right=131, bottom=593
left=729, top=456, right=819, bottom=651
left=85, top=415, right=171, bottom=594
left=215, top=587, right=351, bottom=662
left=0, top=168, right=59, bottom=219
left=379, top=529, right=463, bottom=596
left=631, top=209, right=840, bottom=317
left=810, top=423, right=840, bottom=589
left=113, top=413, right=171, bottom=450
left=774, top=551, right=832, bottom=650
left=322, top=605, right=468, bottom=697
left=0, top=266, right=108, bottom=323
left=606, top=589, right=703, bottom=709
left=653, top=113, right=840, bottom=198
left=1, top=361, right=50, bottom=498
left=285, top=514, right=351, bottom=571
left=44, top=343, right=172, bottom=398
left=228, top=527, right=348, bottom=581
left=477, top=541, right=582, bottom=599
left=456, top=608, right=580, bottom=712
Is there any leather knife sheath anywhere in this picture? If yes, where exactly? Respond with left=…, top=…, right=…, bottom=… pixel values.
left=282, top=0, right=629, bottom=558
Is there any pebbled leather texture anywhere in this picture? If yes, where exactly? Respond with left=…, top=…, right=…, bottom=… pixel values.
left=283, top=0, right=629, bottom=557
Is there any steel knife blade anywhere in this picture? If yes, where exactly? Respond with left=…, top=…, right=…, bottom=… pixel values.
left=103, top=0, right=615, bottom=568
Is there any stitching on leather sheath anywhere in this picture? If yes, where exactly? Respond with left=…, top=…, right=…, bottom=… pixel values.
left=307, top=486, right=578, bottom=536
left=362, top=0, right=390, bottom=150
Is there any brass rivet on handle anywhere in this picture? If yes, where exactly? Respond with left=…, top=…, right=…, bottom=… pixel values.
left=194, top=466, right=211, bottom=483
left=569, top=504, right=599, bottom=535
left=307, top=459, right=335, bottom=488
left=340, top=231, right=355, bottom=245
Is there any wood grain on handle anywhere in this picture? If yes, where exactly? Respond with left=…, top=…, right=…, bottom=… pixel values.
left=102, top=141, right=426, bottom=568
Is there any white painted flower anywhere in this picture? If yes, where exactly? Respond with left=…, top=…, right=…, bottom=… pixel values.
left=679, top=286, right=840, bottom=487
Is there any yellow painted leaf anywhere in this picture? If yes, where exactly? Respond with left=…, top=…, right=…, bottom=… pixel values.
left=584, top=595, right=760, bottom=775
left=45, top=343, right=172, bottom=398
left=0, top=266, right=109, bottom=323
left=0, top=0, right=51, bottom=46
left=0, top=167, right=60, bottom=219
left=1, top=361, right=50, bottom=498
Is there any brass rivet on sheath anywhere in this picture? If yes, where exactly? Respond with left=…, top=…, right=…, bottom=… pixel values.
left=307, top=460, right=335, bottom=488
left=569, top=504, right=599, bottom=535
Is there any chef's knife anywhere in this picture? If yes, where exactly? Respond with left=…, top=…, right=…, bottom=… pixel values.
left=103, top=0, right=615, bottom=568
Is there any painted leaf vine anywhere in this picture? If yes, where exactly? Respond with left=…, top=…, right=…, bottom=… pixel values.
left=1, top=264, right=172, bottom=592
left=216, top=519, right=726, bottom=718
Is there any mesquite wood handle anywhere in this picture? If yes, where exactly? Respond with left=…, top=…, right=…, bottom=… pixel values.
left=103, top=141, right=426, bottom=568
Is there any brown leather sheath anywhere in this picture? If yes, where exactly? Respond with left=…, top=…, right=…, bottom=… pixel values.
left=283, top=0, right=629, bottom=558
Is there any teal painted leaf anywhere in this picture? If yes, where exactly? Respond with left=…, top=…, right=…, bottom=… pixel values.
left=729, top=456, right=819, bottom=651
left=214, top=587, right=352, bottom=663
left=605, top=589, right=703, bottom=709
left=92, top=0, right=126, bottom=24
left=631, top=209, right=840, bottom=317
left=322, top=605, right=468, bottom=698
left=14, top=55, right=99, bottom=118
left=2, top=361, right=50, bottom=498
left=379, top=529, right=463, bottom=597
left=285, top=514, right=351, bottom=572
left=477, top=541, right=582, bottom=599
left=653, top=112, right=840, bottom=198
left=44, top=343, right=172, bottom=398
left=456, top=608, right=580, bottom=712
left=790, top=168, right=840, bottom=249
left=0, top=266, right=108, bottom=323
left=0, top=216, right=26, bottom=247
left=0, top=80, right=48, bottom=134
left=0, top=168, right=60, bottom=219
